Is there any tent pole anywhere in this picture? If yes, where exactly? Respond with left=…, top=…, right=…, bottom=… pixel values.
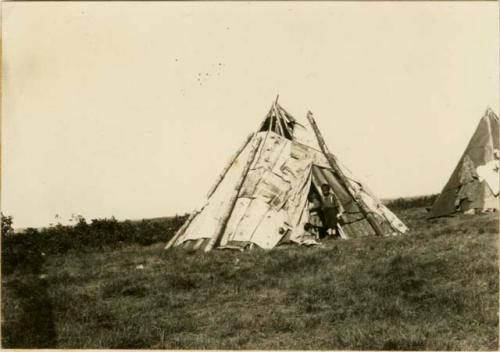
left=270, top=110, right=276, bottom=134
left=164, top=209, right=200, bottom=250
left=206, top=133, right=254, bottom=199
left=276, top=106, right=293, bottom=138
left=273, top=102, right=286, bottom=137
left=277, top=104, right=297, bottom=124
left=257, top=103, right=274, bottom=132
left=204, top=135, right=263, bottom=252
left=306, top=111, right=385, bottom=237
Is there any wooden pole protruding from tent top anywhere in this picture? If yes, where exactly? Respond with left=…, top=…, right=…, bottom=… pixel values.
left=275, top=101, right=294, bottom=138
left=204, top=135, right=263, bottom=252
left=206, top=133, right=254, bottom=199
left=273, top=98, right=285, bottom=137
left=306, top=111, right=385, bottom=237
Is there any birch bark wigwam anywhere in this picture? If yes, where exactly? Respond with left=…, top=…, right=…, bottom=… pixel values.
left=165, top=99, right=409, bottom=251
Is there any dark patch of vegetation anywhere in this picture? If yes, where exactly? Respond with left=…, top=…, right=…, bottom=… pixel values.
left=1, top=213, right=188, bottom=275
left=2, top=214, right=58, bottom=348
left=384, top=194, right=439, bottom=210
left=2, top=275, right=57, bottom=348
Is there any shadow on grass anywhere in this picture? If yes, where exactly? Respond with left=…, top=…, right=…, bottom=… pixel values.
left=2, top=251, right=57, bottom=348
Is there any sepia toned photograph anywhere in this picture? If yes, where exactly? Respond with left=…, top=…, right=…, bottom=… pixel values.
left=1, top=1, right=499, bottom=350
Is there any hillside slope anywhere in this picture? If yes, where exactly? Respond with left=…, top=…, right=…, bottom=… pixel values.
left=2, top=207, right=498, bottom=349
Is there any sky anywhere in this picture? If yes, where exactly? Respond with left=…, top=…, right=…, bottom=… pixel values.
left=2, top=2, right=499, bottom=228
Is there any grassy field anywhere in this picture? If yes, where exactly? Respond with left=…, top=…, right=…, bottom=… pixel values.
left=2, top=206, right=498, bottom=350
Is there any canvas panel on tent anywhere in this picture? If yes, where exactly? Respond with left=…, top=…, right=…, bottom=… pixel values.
left=166, top=98, right=408, bottom=252
left=428, top=108, right=500, bottom=219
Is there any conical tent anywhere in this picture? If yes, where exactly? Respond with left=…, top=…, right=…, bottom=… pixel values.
left=428, top=108, right=499, bottom=219
left=166, top=99, right=408, bottom=252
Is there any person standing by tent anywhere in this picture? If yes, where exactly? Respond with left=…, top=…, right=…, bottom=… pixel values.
left=320, top=183, right=344, bottom=237
left=307, top=192, right=323, bottom=240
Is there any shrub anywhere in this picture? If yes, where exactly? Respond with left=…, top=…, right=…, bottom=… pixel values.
left=1, top=214, right=189, bottom=274
left=384, top=194, right=439, bottom=210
